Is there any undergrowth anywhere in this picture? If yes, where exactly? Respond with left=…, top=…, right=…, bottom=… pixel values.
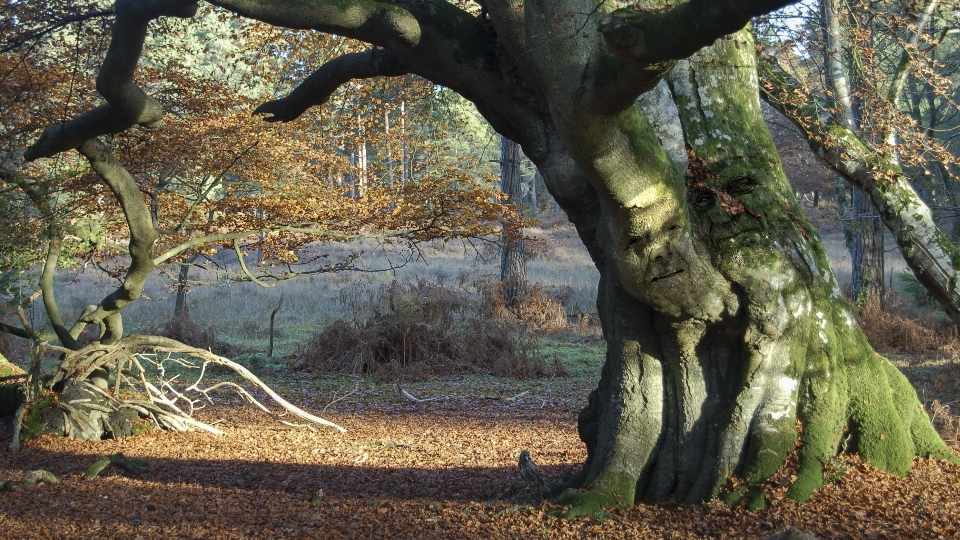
left=857, top=293, right=959, bottom=354
left=140, top=307, right=235, bottom=357
left=292, top=277, right=573, bottom=381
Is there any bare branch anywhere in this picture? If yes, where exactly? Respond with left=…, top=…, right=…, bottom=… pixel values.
left=1, top=10, right=114, bottom=54
left=0, top=322, right=32, bottom=340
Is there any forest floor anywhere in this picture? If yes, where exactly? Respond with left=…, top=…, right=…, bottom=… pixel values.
left=2, top=211, right=960, bottom=539
left=0, top=355, right=958, bottom=540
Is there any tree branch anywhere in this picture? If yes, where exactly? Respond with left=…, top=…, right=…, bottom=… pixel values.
left=254, top=48, right=413, bottom=122
left=39, top=237, right=81, bottom=349
left=76, top=138, right=159, bottom=344
left=24, top=0, right=199, bottom=161
left=760, top=59, right=960, bottom=325
left=600, top=0, right=800, bottom=67
left=0, top=321, right=33, bottom=340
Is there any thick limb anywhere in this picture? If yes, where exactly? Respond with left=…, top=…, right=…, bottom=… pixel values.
left=75, top=139, right=159, bottom=344
left=254, top=48, right=415, bottom=122
left=24, top=0, right=199, bottom=161
left=600, top=0, right=800, bottom=67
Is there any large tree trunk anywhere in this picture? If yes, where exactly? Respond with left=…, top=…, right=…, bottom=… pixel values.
left=550, top=30, right=951, bottom=514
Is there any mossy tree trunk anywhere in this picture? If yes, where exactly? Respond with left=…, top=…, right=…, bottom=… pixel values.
left=555, top=31, right=952, bottom=511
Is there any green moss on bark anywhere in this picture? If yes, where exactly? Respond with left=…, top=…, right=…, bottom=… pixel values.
left=20, top=392, right=55, bottom=441
left=0, top=358, right=26, bottom=417
left=558, top=471, right=635, bottom=519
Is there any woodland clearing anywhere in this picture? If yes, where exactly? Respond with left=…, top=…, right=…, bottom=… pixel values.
left=1, top=215, right=959, bottom=539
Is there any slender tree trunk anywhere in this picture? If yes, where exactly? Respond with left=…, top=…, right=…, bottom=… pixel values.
left=174, top=262, right=190, bottom=319
left=850, top=188, right=885, bottom=309
left=500, top=135, right=525, bottom=303
left=820, top=0, right=885, bottom=308
left=530, top=171, right=539, bottom=217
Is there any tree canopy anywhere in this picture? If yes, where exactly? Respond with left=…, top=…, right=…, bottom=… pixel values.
left=1, top=1, right=516, bottom=346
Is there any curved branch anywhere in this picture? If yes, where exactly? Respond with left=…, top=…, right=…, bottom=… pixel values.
left=209, top=0, right=518, bottom=130
left=39, top=237, right=81, bottom=349
left=208, top=0, right=422, bottom=47
left=600, top=0, right=800, bottom=67
left=760, top=60, right=960, bottom=325
left=153, top=226, right=418, bottom=265
left=232, top=239, right=279, bottom=288
left=254, top=48, right=413, bottom=122
left=24, top=0, right=199, bottom=161
left=76, top=138, right=159, bottom=344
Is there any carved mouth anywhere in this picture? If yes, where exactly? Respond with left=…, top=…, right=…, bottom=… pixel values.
left=650, top=269, right=684, bottom=282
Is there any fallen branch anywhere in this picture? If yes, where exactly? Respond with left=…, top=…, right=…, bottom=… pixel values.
left=394, top=384, right=530, bottom=404
left=1, top=470, right=59, bottom=490
left=23, top=470, right=59, bottom=486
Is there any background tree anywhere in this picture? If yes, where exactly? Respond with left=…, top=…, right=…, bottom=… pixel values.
left=9, top=0, right=958, bottom=515
left=499, top=135, right=525, bottom=303
left=758, top=0, right=960, bottom=321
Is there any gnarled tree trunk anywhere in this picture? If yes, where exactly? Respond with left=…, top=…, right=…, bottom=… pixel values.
left=552, top=31, right=951, bottom=513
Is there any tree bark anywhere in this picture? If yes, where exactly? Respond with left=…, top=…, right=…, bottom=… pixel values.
left=500, top=135, right=525, bottom=303
left=850, top=188, right=885, bottom=309
left=174, top=259, right=191, bottom=319
left=558, top=30, right=951, bottom=512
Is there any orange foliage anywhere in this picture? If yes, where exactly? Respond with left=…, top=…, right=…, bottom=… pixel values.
left=1, top=3, right=512, bottom=289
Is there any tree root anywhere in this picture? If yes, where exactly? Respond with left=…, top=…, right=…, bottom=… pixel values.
left=8, top=402, right=27, bottom=451
left=1, top=470, right=59, bottom=491
left=14, top=334, right=345, bottom=443
left=83, top=453, right=148, bottom=480
left=44, top=335, right=346, bottom=437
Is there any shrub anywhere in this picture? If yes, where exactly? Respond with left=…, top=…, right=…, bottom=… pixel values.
left=141, top=308, right=234, bottom=357
left=857, top=293, right=959, bottom=355
left=475, top=279, right=570, bottom=331
left=292, top=278, right=566, bottom=381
